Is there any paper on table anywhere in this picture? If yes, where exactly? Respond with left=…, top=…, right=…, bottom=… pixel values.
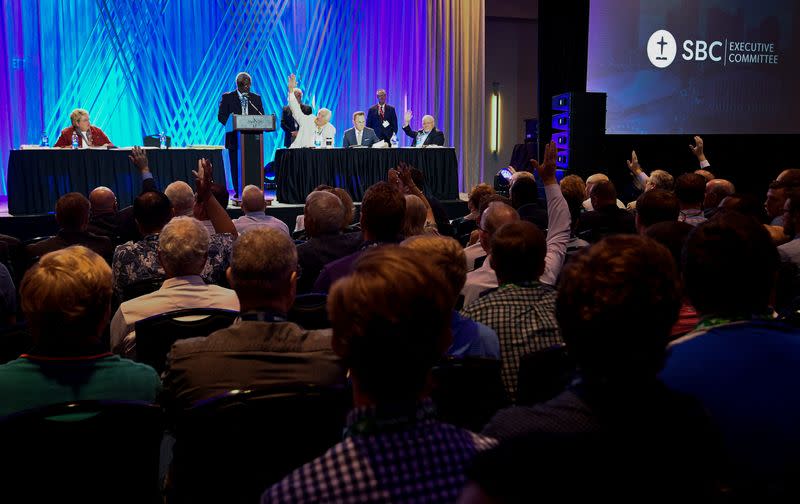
left=371, top=140, right=387, bottom=148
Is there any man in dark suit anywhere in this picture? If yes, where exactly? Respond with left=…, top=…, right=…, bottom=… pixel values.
left=342, top=111, right=380, bottom=148
left=575, top=180, right=636, bottom=243
left=402, top=110, right=446, bottom=147
left=217, top=72, right=264, bottom=198
left=366, top=89, right=398, bottom=142
left=280, top=88, right=312, bottom=148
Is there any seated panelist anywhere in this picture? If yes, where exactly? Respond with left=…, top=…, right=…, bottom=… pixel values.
left=342, top=111, right=379, bottom=147
left=402, top=110, right=445, bottom=147
left=54, top=108, right=112, bottom=148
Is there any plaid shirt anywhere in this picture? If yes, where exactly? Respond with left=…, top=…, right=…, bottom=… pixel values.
left=460, top=281, right=562, bottom=401
left=261, top=400, right=497, bottom=503
left=112, top=233, right=233, bottom=300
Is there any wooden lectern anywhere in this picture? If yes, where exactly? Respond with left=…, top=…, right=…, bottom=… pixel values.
left=225, top=114, right=276, bottom=196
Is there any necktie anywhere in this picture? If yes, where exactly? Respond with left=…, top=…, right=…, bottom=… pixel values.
left=379, top=106, right=384, bottom=120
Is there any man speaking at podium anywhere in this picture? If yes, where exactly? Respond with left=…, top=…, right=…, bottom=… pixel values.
left=218, top=72, right=264, bottom=199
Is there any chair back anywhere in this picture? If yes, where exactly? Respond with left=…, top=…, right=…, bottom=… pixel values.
left=516, top=344, right=575, bottom=406
left=0, top=400, right=163, bottom=503
left=170, top=385, right=351, bottom=504
left=121, top=277, right=165, bottom=302
left=22, top=235, right=54, bottom=246
left=288, top=293, right=330, bottom=329
left=431, top=357, right=509, bottom=431
left=135, top=308, right=238, bottom=373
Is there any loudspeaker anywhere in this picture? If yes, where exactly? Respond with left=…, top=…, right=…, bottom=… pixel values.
left=550, top=92, right=606, bottom=178
left=523, top=119, right=539, bottom=144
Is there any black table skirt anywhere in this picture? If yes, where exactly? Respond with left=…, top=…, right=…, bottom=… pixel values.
left=275, top=147, right=459, bottom=203
left=7, top=149, right=226, bottom=215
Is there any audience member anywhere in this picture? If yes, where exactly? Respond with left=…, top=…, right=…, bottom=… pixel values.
left=110, top=217, right=240, bottom=357
left=26, top=192, right=114, bottom=265
left=233, top=185, right=290, bottom=236
left=661, top=213, right=800, bottom=498
left=634, top=189, right=679, bottom=234
left=194, top=182, right=231, bottom=236
left=575, top=180, right=636, bottom=242
left=454, top=183, right=495, bottom=241
left=765, top=178, right=800, bottom=226
left=0, top=246, right=160, bottom=416
left=463, top=194, right=510, bottom=272
left=0, top=263, right=15, bottom=327
left=402, top=235, right=500, bottom=359
left=582, top=173, right=625, bottom=211
left=703, top=178, right=735, bottom=218
left=779, top=189, right=800, bottom=269
left=312, top=181, right=406, bottom=293
left=675, top=173, right=707, bottom=226
left=510, top=176, right=548, bottom=230
left=559, top=175, right=590, bottom=255
left=403, top=194, right=433, bottom=237
left=87, top=186, right=126, bottom=245
left=262, top=246, right=496, bottom=503
left=410, top=168, right=454, bottom=236
left=461, top=221, right=563, bottom=400
left=162, top=228, right=345, bottom=411
left=164, top=181, right=195, bottom=218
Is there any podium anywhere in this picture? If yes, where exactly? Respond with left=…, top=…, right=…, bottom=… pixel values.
left=225, top=114, right=276, bottom=195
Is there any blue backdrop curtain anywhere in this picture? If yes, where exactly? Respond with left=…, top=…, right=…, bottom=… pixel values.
left=0, top=0, right=484, bottom=198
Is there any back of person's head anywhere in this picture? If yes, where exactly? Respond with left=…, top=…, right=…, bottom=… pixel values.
left=560, top=175, right=586, bottom=227
left=510, top=176, right=539, bottom=209
left=684, top=213, right=778, bottom=317
left=229, top=227, right=297, bottom=302
left=403, top=194, right=428, bottom=237
left=241, top=184, right=266, bottom=214
left=328, top=246, right=451, bottom=403
left=557, top=235, right=680, bottom=381
left=490, top=221, right=546, bottom=285
left=210, top=183, right=229, bottom=210
left=164, top=181, right=195, bottom=217
left=401, top=235, right=467, bottom=303
left=133, top=191, right=173, bottom=234
left=589, top=179, right=617, bottom=208
left=304, top=190, right=345, bottom=237
left=480, top=201, right=519, bottom=238
left=675, top=173, right=706, bottom=207
left=410, top=168, right=426, bottom=191
left=703, top=179, right=735, bottom=209
left=586, top=173, right=609, bottom=186
left=636, top=189, right=679, bottom=230
left=718, top=193, right=768, bottom=222
left=694, top=169, right=715, bottom=183
left=644, top=221, right=694, bottom=274
left=784, top=189, right=800, bottom=238
left=509, top=170, right=535, bottom=190
left=468, top=183, right=495, bottom=213
left=331, top=187, right=355, bottom=229
left=648, top=170, right=674, bottom=191
left=159, top=217, right=209, bottom=277
left=21, top=246, right=112, bottom=349
left=777, top=168, right=800, bottom=185
left=360, top=181, right=406, bottom=242
left=88, top=187, right=117, bottom=215
left=478, top=194, right=511, bottom=218
left=55, top=192, right=90, bottom=231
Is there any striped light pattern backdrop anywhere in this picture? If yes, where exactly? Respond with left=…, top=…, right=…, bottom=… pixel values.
left=0, top=0, right=484, bottom=197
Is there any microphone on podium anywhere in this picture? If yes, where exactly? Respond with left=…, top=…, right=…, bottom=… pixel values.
left=242, top=93, right=264, bottom=115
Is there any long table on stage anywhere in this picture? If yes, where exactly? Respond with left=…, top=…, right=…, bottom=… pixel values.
left=7, top=148, right=226, bottom=215
left=275, top=147, right=459, bottom=204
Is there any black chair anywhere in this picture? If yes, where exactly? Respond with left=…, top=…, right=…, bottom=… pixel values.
left=288, top=293, right=330, bottom=329
left=516, top=344, right=576, bottom=406
left=143, top=133, right=172, bottom=148
left=169, top=385, right=351, bottom=504
left=22, top=235, right=54, bottom=246
left=0, top=400, right=163, bottom=503
left=121, top=277, right=165, bottom=302
left=431, top=357, right=509, bottom=432
left=135, top=308, right=238, bottom=373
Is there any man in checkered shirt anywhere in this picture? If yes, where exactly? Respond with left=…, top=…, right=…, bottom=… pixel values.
left=261, top=246, right=496, bottom=503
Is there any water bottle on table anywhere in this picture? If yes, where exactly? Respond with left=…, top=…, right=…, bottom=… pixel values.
left=40, top=132, right=49, bottom=147
left=71, top=131, right=79, bottom=149
left=390, top=133, right=398, bottom=148
left=159, top=131, right=167, bottom=149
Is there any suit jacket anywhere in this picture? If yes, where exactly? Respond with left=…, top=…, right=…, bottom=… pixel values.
left=366, top=104, right=399, bottom=142
left=281, top=103, right=313, bottom=148
left=296, top=232, right=363, bottom=294
left=217, top=90, right=264, bottom=149
left=342, top=127, right=379, bottom=148
left=575, top=204, right=636, bottom=243
left=162, top=320, right=346, bottom=411
left=53, top=125, right=111, bottom=148
left=402, top=125, right=446, bottom=147
left=25, top=230, right=114, bottom=266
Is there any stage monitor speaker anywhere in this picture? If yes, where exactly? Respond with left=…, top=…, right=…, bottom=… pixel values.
left=551, top=92, right=606, bottom=178
left=523, top=119, right=539, bottom=144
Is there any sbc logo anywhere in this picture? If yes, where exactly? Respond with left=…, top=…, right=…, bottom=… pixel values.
left=647, top=30, right=677, bottom=68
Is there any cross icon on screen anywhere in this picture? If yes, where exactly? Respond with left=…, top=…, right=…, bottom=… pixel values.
left=656, top=36, right=668, bottom=60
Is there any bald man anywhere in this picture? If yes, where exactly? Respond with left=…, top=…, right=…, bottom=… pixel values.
left=402, top=110, right=445, bottom=147
left=582, top=173, right=625, bottom=211
left=703, top=179, right=735, bottom=218
left=232, top=185, right=290, bottom=236
left=87, top=187, right=125, bottom=245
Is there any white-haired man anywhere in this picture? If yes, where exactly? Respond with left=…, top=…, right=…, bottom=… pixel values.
left=110, top=217, right=240, bottom=358
left=287, top=74, right=336, bottom=148
left=582, top=173, right=625, bottom=211
left=218, top=72, right=264, bottom=197
left=280, top=87, right=312, bottom=147
left=165, top=181, right=195, bottom=218
left=232, top=185, right=290, bottom=236
left=402, top=110, right=445, bottom=147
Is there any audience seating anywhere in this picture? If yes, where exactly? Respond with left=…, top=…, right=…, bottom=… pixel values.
left=121, top=277, right=165, bottom=302
left=135, top=308, right=238, bottom=373
left=0, top=400, right=163, bottom=503
left=516, top=344, right=575, bottom=406
left=22, top=235, right=54, bottom=246
left=431, top=357, right=509, bottom=431
left=287, top=293, right=330, bottom=329
left=0, top=322, right=31, bottom=365
left=168, top=384, right=351, bottom=504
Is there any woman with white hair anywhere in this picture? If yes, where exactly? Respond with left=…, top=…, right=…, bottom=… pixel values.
left=287, top=74, right=336, bottom=148
left=54, top=108, right=112, bottom=148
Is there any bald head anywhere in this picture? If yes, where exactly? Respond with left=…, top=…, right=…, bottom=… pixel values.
left=585, top=173, right=609, bottom=198
left=305, top=190, right=345, bottom=237
left=694, top=169, right=715, bottom=182
left=89, top=187, right=116, bottom=215
left=704, top=179, right=735, bottom=209
left=241, top=185, right=266, bottom=214
left=479, top=202, right=520, bottom=253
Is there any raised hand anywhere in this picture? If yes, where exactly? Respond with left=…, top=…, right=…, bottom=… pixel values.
left=689, top=135, right=706, bottom=161
left=192, top=158, right=214, bottom=202
left=128, top=146, right=149, bottom=173
left=404, top=110, right=413, bottom=126
left=534, top=141, right=558, bottom=185
left=626, top=150, right=642, bottom=175
left=288, top=74, right=297, bottom=92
